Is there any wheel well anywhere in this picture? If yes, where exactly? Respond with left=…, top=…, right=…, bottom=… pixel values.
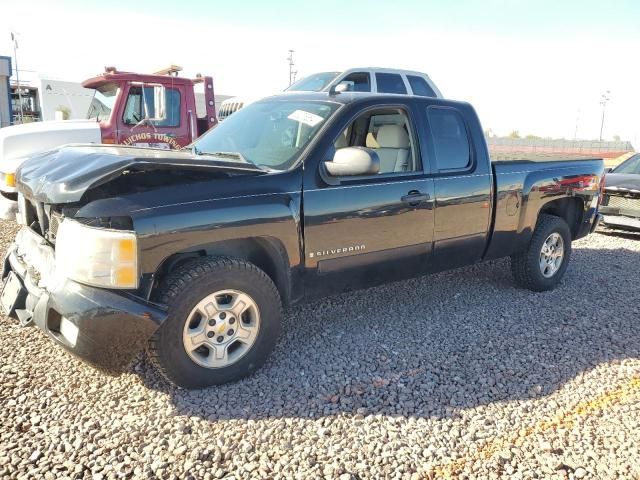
left=153, top=237, right=291, bottom=305
left=538, top=197, right=584, bottom=238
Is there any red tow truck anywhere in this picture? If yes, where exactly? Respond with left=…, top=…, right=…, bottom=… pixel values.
left=86, top=65, right=218, bottom=148
left=0, top=65, right=218, bottom=218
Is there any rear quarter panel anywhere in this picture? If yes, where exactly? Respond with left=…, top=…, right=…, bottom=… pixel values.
left=485, top=158, right=604, bottom=260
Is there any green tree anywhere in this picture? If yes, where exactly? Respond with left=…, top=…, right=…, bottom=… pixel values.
left=508, top=130, right=521, bottom=139
left=56, top=105, right=71, bottom=120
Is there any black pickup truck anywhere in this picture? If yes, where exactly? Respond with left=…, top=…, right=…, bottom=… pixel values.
left=2, top=92, right=604, bottom=388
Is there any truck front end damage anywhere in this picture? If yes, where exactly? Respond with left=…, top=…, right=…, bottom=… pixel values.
left=2, top=218, right=167, bottom=371
left=1, top=144, right=266, bottom=372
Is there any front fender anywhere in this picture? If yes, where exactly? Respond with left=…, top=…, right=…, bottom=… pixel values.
left=133, top=192, right=302, bottom=288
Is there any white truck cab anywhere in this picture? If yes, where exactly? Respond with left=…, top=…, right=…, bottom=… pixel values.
left=0, top=120, right=102, bottom=218
left=218, top=67, right=442, bottom=121
left=286, top=67, right=443, bottom=97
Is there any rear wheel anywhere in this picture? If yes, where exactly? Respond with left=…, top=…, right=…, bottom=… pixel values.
left=148, top=257, right=282, bottom=388
left=511, top=214, right=572, bottom=291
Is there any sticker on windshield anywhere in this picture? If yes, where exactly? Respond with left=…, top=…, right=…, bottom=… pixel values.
left=288, top=110, right=324, bottom=127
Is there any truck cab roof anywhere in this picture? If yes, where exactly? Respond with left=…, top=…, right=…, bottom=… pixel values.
left=256, top=90, right=466, bottom=109
left=82, top=71, right=198, bottom=89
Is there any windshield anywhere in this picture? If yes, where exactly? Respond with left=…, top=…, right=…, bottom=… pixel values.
left=613, top=154, right=640, bottom=174
left=193, top=100, right=339, bottom=170
left=86, top=83, right=118, bottom=122
left=286, top=72, right=340, bottom=92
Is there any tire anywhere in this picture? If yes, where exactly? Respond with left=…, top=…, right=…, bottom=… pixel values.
left=148, top=256, right=282, bottom=389
left=510, top=214, right=572, bottom=292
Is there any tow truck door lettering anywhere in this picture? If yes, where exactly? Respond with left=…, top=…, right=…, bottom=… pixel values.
left=114, top=83, right=191, bottom=149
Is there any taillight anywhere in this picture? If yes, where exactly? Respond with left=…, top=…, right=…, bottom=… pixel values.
left=598, top=174, right=606, bottom=207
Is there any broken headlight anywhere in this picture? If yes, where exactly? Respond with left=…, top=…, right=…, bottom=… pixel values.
left=55, top=219, right=138, bottom=289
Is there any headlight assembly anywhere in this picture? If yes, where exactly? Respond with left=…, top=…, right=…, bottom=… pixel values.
left=0, top=172, right=16, bottom=189
left=55, top=219, right=138, bottom=289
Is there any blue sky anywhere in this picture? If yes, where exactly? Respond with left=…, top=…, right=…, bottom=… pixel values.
left=49, top=0, right=640, bottom=36
left=1, top=0, right=639, bottom=143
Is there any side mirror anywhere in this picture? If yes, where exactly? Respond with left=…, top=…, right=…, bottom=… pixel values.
left=153, top=85, right=166, bottom=120
left=329, top=81, right=353, bottom=95
left=324, top=147, right=380, bottom=177
left=140, top=83, right=167, bottom=122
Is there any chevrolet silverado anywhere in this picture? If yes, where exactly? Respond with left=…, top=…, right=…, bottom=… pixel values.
left=2, top=92, right=604, bottom=388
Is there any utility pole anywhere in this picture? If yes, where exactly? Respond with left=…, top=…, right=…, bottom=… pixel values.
left=599, top=90, right=610, bottom=142
left=287, top=49, right=297, bottom=86
left=11, top=32, right=23, bottom=124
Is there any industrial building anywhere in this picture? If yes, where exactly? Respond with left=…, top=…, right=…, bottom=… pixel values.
left=0, top=56, right=12, bottom=128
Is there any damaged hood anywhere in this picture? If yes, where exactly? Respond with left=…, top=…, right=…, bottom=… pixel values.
left=16, top=145, right=265, bottom=204
left=605, top=173, right=640, bottom=195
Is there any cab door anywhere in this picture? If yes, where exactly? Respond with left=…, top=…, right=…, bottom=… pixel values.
left=116, top=83, right=190, bottom=149
left=419, top=103, right=493, bottom=270
left=302, top=100, right=435, bottom=298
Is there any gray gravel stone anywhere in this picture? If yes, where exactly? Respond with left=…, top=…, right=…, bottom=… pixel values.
left=1, top=220, right=639, bottom=479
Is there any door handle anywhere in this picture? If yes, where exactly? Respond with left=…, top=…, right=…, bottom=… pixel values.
left=401, top=191, right=430, bottom=205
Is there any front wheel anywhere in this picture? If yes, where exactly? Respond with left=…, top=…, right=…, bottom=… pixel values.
left=511, top=214, right=572, bottom=291
left=148, top=257, right=282, bottom=388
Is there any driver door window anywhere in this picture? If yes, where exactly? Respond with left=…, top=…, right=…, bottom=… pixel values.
left=122, top=87, right=181, bottom=127
left=334, top=108, right=419, bottom=174
left=123, top=88, right=143, bottom=125
left=340, top=72, right=371, bottom=92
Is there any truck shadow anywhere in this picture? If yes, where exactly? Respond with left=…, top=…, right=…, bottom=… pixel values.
left=139, top=240, right=640, bottom=421
left=596, top=227, right=640, bottom=241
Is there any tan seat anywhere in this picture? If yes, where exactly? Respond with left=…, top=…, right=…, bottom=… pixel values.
left=374, top=125, right=410, bottom=173
left=366, top=132, right=379, bottom=148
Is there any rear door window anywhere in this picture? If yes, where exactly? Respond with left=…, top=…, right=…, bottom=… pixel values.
left=407, top=75, right=437, bottom=97
left=427, top=107, right=471, bottom=171
left=375, top=73, right=407, bottom=94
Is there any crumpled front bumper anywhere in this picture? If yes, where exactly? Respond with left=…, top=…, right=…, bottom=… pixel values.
left=2, top=227, right=167, bottom=372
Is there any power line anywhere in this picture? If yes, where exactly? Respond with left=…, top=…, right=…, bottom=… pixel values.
left=599, top=90, right=611, bottom=142
left=287, top=50, right=297, bottom=86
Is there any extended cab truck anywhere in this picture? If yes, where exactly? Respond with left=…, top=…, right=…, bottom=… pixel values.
left=0, top=66, right=217, bottom=220
left=1, top=92, right=604, bottom=388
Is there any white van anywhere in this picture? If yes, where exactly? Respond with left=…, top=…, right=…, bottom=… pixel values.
left=218, top=67, right=442, bottom=120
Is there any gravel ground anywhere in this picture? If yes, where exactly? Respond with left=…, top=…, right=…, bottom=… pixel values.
left=1, top=219, right=639, bottom=480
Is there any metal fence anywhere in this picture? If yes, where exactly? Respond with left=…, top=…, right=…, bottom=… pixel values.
left=487, top=137, right=635, bottom=160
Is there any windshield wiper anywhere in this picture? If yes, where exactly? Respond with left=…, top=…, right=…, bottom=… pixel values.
left=204, top=151, right=247, bottom=162
left=191, top=149, right=268, bottom=171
